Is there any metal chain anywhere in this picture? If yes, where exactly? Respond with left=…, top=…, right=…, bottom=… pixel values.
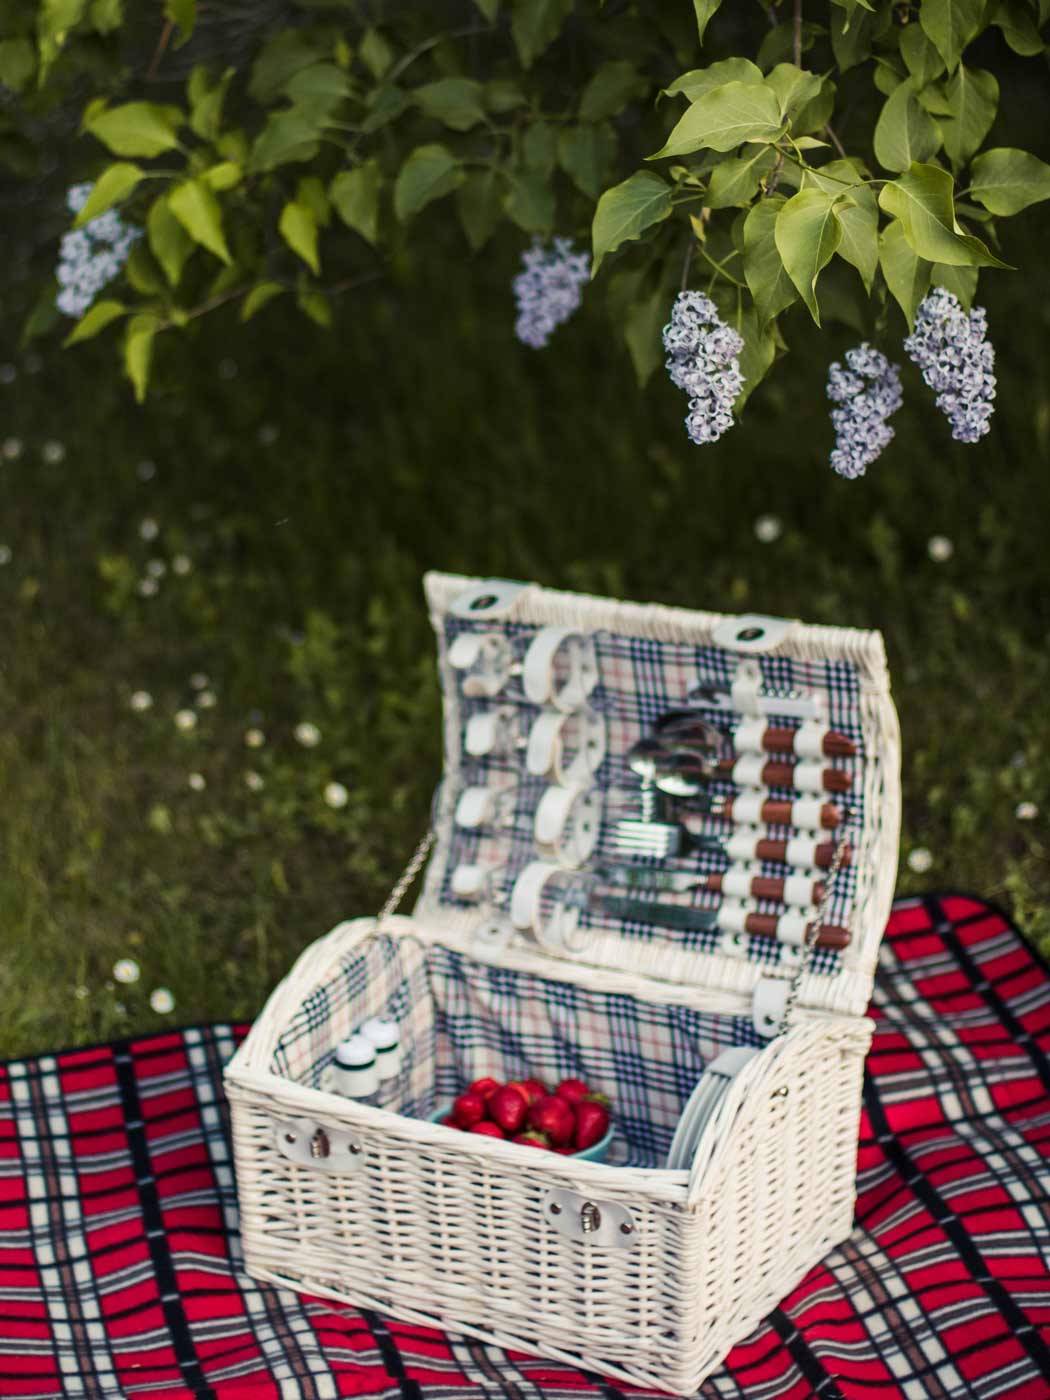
left=376, top=830, right=436, bottom=929
left=776, top=825, right=853, bottom=1036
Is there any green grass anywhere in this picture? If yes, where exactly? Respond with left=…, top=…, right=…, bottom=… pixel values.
left=1, top=216, right=1048, bottom=1059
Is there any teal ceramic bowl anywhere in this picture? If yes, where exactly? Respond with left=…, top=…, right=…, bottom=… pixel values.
left=429, top=1103, right=614, bottom=1163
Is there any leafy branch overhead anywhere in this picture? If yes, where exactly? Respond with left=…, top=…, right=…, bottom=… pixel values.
left=8, top=0, right=1050, bottom=402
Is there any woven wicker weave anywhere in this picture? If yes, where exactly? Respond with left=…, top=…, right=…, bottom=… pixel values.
left=226, top=574, right=900, bottom=1394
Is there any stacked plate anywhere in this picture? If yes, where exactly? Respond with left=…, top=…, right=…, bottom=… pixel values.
left=665, top=1046, right=761, bottom=1170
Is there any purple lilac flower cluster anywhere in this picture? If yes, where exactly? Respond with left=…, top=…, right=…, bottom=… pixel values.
left=55, top=183, right=141, bottom=319
left=826, top=343, right=903, bottom=479
left=904, top=287, right=996, bottom=444
left=662, top=291, right=745, bottom=446
left=512, top=238, right=590, bottom=348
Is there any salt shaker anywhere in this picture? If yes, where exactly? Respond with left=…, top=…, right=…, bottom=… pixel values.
left=360, top=1017, right=401, bottom=1081
left=330, top=1034, right=380, bottom=1102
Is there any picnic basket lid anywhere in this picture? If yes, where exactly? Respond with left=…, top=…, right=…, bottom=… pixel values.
left=414, top=571, right=901, bottom=1021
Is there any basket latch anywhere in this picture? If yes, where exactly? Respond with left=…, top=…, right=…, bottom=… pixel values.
left=541, top=1188, right=637, bottom=1248
left=274, top=1117, right=364, bottom=1174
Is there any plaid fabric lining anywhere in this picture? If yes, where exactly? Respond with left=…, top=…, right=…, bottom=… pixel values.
left=2, top=895, right=1049, bottom=1396
left=440, top=616, right=866, bottom=979
left=270, top=934, right=762, bottom=1167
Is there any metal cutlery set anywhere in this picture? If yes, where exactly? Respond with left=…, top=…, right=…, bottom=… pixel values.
left=444, top=620, right=857, bottom=964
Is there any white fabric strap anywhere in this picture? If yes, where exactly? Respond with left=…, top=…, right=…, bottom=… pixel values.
left=726, top=830, right=760, bottom=862
left=534, top=784, right=601, bottom=865
left=791, top=760, right=825, bottom=792
left=720, top=866, right=754, bottom=899
left=774, top=912, right=809, bottom=946
left=730, top=793, right=765, bottom=825
left=522, top=626, right=574, bottom=705
left=783, top=873, right=817, bottom=907
left=794, top=721, right=830, bottom=759
left=789, top=797, right=824, bottom=831
left=731, top=754, right=767, bottom=788
left=785, top=835, right=821, bottom=866
left=732, top=717, right=766, bottom=753
left=716, top=900, right=749, bottom=935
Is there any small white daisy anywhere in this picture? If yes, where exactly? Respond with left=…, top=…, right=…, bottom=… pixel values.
left=219, top=358, right=238, bottom=380
left=113, top=957, right=141, bottom=985
left=129, top=690, right=153, bottom=712
left=245, top=770, right=264, bottom=792
left=245, top=727, right=266, bottom=748
left=754, top=514, right=783, bottom=544
left=150, top=987, right=175, bottom=1014
left=196, top=690, right=217, bottom=709
left=324, top=781, right=349, bottom=809
left=927, top=535, right=954, bottom=563
left=42, top=440, right=66, bottom=464
left=0, top=364, right=15, bottom=384
left=0, top=544, right=12, bottom=566
left=174, top=708, right=198, bottom=732
left=137, top=459, right=157, bottom=481
left=73, top=984, right=89, bottom=1000
left=172, top=554, right=192, bottom=576
left=295, top=721, right=322, bottom=748
left=257, top=423, right=279, bottom=445
left=1015, top=801, right=1039, bottom=822
left=190, top=672, right=209, bottom=690
left=907, top=847, right=933, bottom=874
left=146, top=558, right=167, bottom=579
left=137, top=578, right=159, bottom=597
left=187, top=771, right=206, bottom=791
left=2, top=437, right=23, bottom=460
left=139, top=517, right=160, bottom=542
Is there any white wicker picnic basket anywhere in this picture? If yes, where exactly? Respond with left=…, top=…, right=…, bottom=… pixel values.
left=225, top=573, right=901, bottom=1394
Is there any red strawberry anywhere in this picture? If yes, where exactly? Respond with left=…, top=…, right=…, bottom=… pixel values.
left=528, top=1094, right=575, bottom=1148
left=512, top=1130, right=552, bottom=1150
left=469, top=1121, right=506, bottom=1139
left=522, top=1077, right=548, bottom=1101
left=573, top=1100, right=610, bottom=1152
left=488, top=1085, right=529, bottom=1135
left=452, top=1090, right=486, bottom=1128
left=468, top=1077, right=501, bottom=1101
left=552, top=1146, right=575, bottom=1155
left=506, top=1079, right=539, bottom=1106
left=440, top=1115, right=460, bottom=1128
left=554, top=1078, right=589, bottom=1104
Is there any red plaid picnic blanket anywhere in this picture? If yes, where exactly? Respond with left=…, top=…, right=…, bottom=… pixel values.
left=2, top=893, right=1049, bottom=1399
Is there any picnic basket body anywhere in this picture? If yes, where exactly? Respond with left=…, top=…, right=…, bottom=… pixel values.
left=225, top=573, right=901, bottom=1394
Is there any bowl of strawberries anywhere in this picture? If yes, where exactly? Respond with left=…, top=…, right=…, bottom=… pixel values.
left=430, top=1076, right=613, bottom=1161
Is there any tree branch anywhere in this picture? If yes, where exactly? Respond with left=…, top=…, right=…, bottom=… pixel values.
left=793, top=0, right=803, bottom=67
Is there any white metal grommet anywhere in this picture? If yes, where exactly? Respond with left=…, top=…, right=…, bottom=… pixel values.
left=448, top=578, right=529, bottom=619
left=712, top=613, right=799, bottom=654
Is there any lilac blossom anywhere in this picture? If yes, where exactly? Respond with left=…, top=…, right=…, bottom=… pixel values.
left=904, top=287, right=996, bottom=444
left=826, top=343, right=902, bottom=479
left=55, top=182, right=141, bottom=319
left=512, top=238, right=590, bottom=348
left=662, top=291, right=744, bottom=446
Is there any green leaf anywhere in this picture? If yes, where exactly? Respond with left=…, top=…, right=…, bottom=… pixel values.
left=279, top=199, right=320, bottom=274
left=0, top=38, right=36, bottom=92
left=879, top=163, right=1010, bottom=266
left=931, top=262, right=978, bottom=308
left=201, top=160, right=241, bottom=192
left=415, top=77, right=486, bottom=132
left=874, top=83, right=942, bottom=172
left=511, top=0, right=571, bottom=68
left=168, top=179, right=231, bottom=264
left=664, top=58, right=763, bottom=102
left=558, top=123, right=616, bottom=199
left=188, top=65, right=233, bottom=142
left=249, top=111, right=321, bottom=172
left=163, top=0, right=195, bottom=45
left=503, top=169, right=555, bottom=232
left=591, top=170, right=672, bottom=274
left=297, top=288, right=332, bottom=329
left=523, top=120, right=558, bottom=173
left=624, top=285, right=669, bottom=387
left=249, top=32, right=322, bottom=103
left=803, top=162, right=878, bottom=291
left=147, top=194, right=193, bottom=286
left=878, top=218, right=931, bottom=327
left=360, top=85, right=409, bottom=134
left=991, top=0, right=1045, bottom=54
left=734, top=304, right=777, bottom=407
left=73, top=162, right=143, bottom=226
left=474, top=0, right=499, bottom=19
left=919, top=0, right=985, bottom=72
left=969, top=146, right=1050, bottom=214
left=38, top=0, right=87, bottom=78
left=743, top=197, right=798, bottom=323
left=692, top=0, right=722, bottom=45
left=774, top=188, right=842, bottom=325
left=85, top=102, right=182, bottom=158
left=830, top=4, right=879, bottom=70
left=393, top=144, right=464, bottom=221
left=63, top=298, right=125, bottom=347
left=706, top=146, right=777, bottom=208
left=124, top=241, right=166, bottom=297
left=485, top=78, right=527, bottom=113
left=89, top=0, right=122, bottom=33
left=579, top=60, right=644, bottom=122
left=937, top=66, right=998, bottom=166
left=900, top=23, right=946, bottom=85
left=296, top=174, right=330, bottom=228
left=766, top=63, right=824, bottom=121
left=240, top=282, right=284, bottom=322
left=757, top=19, right=821, bottom=70
left=456, top=169, right=503, bottom=250
left=359, top=28, right=394, bottom=79
left=330, top=161, right=382, bottom=243
left=651, top=81, right=784, bottom=158
left=124, top=314, right=161, bottom=403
